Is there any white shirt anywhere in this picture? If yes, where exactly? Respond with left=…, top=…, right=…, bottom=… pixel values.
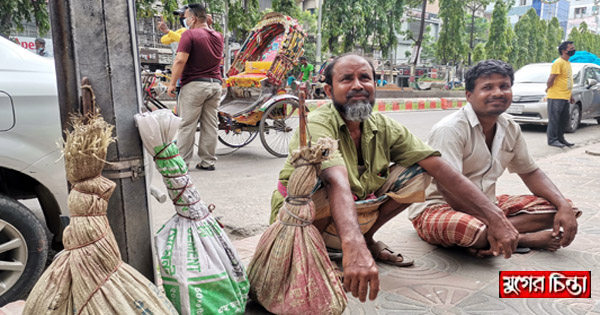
left=408, top=103, right=538, bottom=220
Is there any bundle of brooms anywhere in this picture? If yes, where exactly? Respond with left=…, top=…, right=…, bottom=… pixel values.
left=24, top=113, right=177, bottom=314
left=247, top=91, right=347, bottom=314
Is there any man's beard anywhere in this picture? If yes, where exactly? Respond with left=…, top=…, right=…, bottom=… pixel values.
left=333, top=91, right=374, bottom=122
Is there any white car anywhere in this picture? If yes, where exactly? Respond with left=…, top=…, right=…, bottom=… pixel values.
left=0, top=36, right=68, bottom=303
left=508, top=63, right=600, bottom=132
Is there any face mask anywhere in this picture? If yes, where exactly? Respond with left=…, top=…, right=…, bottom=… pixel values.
left=179, top=17, right=186, bottom=28
left=183, top=17, right=193, bottom=29
left=566, top=49, right=576, bottom=57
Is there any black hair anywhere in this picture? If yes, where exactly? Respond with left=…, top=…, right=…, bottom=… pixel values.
left=35, top=38, right=45, bottom=45
left=558, top=41, right=574, bottom=55
left=299, top=56, right=307, bottom=61
left=187, top=3, right=207, bottom=22
left=323, top=53, right=376, bottom=86
left=464, top=59, right=514, bottom=92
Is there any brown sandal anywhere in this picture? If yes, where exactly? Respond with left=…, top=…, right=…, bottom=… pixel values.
left=368, top=241, right=414, bottom=267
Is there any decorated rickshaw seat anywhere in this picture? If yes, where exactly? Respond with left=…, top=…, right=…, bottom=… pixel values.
left=225, top=34, right=285, bottom=88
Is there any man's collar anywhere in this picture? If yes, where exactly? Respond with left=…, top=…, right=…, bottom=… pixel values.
left=464, top=102, right=509, bottom=129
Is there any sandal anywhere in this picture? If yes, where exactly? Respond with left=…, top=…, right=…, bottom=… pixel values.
left=368, top=241, right=414, bottom=267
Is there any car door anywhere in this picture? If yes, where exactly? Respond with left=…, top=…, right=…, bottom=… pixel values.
left=589, top=68, right=600, bottom=118
left=577, top=67, right=598, bottom=118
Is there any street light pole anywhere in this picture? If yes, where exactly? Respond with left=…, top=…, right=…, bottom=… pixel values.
left=224, top=1, right=230, bottom=73
left=316, top=0, right=323, bottom=65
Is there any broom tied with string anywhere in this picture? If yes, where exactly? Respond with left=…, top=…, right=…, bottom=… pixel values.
left=247, top=83, right=347, bottom=315
left=24, top=80, right=177, bottom=314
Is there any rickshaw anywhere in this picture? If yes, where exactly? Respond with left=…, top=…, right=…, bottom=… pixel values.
left=217, top=12, right=306, bottom=157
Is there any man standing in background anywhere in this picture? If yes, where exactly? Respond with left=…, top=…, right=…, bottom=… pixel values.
left=167, top=4, right=223, bottom=171
left=298, top=56, right=314, bottom=82
left=546, top=41, right=576, bottom=148
left=34, top=38, right=52, bottom=57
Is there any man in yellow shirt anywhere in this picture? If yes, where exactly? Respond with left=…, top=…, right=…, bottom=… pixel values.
left=157, top=6, right=213, bottom=46
left=546, top=41, right=576, bottom=148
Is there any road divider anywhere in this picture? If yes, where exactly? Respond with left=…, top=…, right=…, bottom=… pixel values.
left=304, top=97, right=467, bottom=112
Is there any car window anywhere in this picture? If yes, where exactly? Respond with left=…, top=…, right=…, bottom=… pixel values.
left=584, top=68, right=599, bottom=83
left=593, top=68, right=600, bottom=82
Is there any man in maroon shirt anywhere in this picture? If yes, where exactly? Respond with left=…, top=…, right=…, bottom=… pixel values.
left=167, top=3, right=224, bottom=170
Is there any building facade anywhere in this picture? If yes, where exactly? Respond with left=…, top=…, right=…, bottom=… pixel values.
left=487, top=0, right=570, bottom=37
left=567, top=0, right=600, bottom=34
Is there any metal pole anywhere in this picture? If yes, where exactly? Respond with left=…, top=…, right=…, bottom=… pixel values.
left=224, top=1, right=231, bottom=73
left=49, top=0, right=154, bottom=279
left=316, top=0, right=323, bottom=64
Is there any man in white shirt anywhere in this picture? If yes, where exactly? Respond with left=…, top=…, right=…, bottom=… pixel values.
left=408, top=59, right=580, bottom=256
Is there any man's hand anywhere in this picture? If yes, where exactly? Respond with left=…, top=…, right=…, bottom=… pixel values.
left=570, top=96, right=575, bottom=104
left=167, top=84, right=176, bottom=97
left=157, top=16, right=170, bottom=34
left=553, top=205, right=578, bottom=247
left=341, top=243, right=379, bottom=302
left=485, top=216, right=519, bottom=258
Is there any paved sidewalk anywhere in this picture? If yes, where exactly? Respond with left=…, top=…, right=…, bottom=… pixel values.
left=235, top=143, right=600, bottom=314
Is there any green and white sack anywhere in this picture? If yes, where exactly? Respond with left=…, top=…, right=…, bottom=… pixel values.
left=136, top=109, right=249, bottom=315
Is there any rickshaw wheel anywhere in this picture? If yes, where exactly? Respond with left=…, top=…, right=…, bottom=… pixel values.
left=259, top=99, right=301, bottom=158
left=218, top=129, right=258, bottom=148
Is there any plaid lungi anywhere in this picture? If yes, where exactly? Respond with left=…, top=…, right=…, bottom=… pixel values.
left=312, top=164, right=431, bottom=249
left=411, top=194, right=582, bottom=247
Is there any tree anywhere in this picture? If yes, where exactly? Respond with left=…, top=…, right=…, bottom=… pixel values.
left=513, top=14, right=532, bottom=69
left=545, top=17, right=562, bottom=62
left=464, top=0, right=490, bottom=65
left=472, top=42, right=486, bottom=63
left=536, top=19, right=547, bottom=62
left=272, top=0, right=301, bottom=17
left=486, top=0, right=510, bottom=61
left=568, top=26, right=582, bottom=51
left=0, top=0, right=50, bottom=38
left=436, top=0, right=466, bottom=65
left=322, top=0, right=413, bottom=58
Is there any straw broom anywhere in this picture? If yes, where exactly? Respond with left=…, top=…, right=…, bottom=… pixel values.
left=135, top=109, right=249, bottom=315
left=24, top=113, right=177, bottom=314
left=246, top=88, right=347, bottom=314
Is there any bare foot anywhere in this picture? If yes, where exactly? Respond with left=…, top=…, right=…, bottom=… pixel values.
left=466, top=247, right=494, bottom=258
left=519, top=231, right=562, bottom=252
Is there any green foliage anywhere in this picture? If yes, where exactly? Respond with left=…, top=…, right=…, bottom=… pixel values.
left=545, top=17, right=562, bottom=61
left=568, top=22, right=600, bottom=56
left=436, top=0, right=466, bottom=65
left=322, top=0, right=410, bottom=58
left=513, top=13, right=531, bottom=69
left=472, top=42, right=486, bottom=63
left=486, top=0, right=510, bottom=61
left=0, top=0, right=50, bottom=38
left=464, top=0, right=490, bottom=65
left=273, top=0, right=301, bottom=17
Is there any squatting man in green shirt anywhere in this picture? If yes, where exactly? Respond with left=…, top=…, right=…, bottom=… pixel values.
left=271, top=54, right=521, bottom=303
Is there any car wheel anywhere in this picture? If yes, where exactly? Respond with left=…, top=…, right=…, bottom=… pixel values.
left=0, top=195, right=48, bottom=305
left=565, top=104, right=581, bottom=133
left=596, top=117, right=600, bottom=125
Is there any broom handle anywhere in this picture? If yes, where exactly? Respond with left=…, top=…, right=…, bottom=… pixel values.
left=298, top=82, right=307, bottom=147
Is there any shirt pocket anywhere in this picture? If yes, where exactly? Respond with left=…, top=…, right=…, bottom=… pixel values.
left=497, top=149, right=515, bottom=169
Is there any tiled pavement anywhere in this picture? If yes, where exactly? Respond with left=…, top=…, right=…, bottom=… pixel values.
left=235, top=143, right=600, bottom=314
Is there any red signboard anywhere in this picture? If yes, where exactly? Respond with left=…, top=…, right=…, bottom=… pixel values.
left=499, top=271, right=591, bottom=298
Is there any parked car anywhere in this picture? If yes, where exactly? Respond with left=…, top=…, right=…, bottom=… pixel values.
left=507, top=63, right=600, bottom=132
left=0, top=36, right=68, bottom=304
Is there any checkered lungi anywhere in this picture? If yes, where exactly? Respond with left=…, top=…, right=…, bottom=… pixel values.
left=411, top=194, right=582, bottom=247
left=312, top=164, right=431, bottom=249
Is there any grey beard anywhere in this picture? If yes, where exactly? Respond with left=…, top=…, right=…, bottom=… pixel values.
left=334, top=99, right=374, bottom=122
